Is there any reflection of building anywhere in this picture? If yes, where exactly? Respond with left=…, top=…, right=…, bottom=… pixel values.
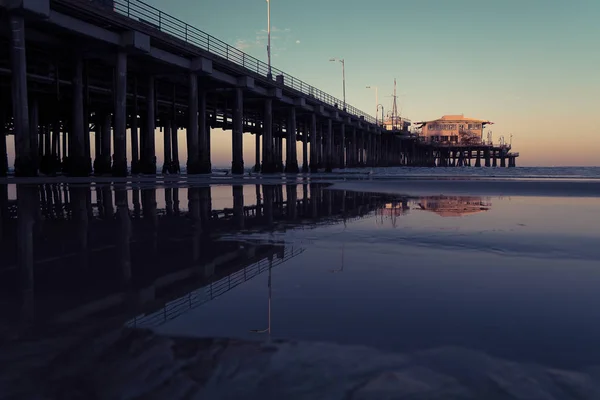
left=417, top=196, right=491, bottom=217
left=415, top=115, right=493, bottom=145
left=379, top=201, right=410, bottom=217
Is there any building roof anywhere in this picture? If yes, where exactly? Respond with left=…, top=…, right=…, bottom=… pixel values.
left=414, top=115, right=494, bottom=126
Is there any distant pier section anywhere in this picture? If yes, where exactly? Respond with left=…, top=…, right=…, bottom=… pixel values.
left=414, top=115, right=519, bottom=167
left=0, top=0, right=518, bottom=177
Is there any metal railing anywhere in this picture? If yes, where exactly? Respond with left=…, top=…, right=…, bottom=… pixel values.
left=88, top=0, right=376, bottom=124
left=125, top=246, right=305, bottom=329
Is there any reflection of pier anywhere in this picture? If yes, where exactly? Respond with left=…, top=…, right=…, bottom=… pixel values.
left=0, top=183, right=390, bottom=334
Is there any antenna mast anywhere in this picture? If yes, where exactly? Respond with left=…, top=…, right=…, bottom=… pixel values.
left=391, top=78, right=398, bottom=130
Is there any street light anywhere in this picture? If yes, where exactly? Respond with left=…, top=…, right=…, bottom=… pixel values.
left=329, top=58, right=345, bottom=111
left=266, top=0, right=272, bottom=80
left=377, top=104, right=384, bottom=127
left=366, top=86, right=378, bottom=124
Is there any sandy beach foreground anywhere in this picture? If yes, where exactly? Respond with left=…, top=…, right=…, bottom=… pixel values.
left=1, top=173, right=599, bottom=399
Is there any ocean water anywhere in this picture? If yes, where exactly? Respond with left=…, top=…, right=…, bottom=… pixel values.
left=1, top=170, right=600, bottom=397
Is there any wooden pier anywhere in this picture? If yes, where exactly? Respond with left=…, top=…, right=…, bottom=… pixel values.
left=0, top=0, right=518, bottom=177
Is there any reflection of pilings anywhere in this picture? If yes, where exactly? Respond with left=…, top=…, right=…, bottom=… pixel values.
left=115, top=187, right=131, bottom=285
left=188, top=187, right=201, bottom=266
left=71, top=186, right=90, bottom=271
left=302, top=183, right=309, bottom=216
left=132, top=188, right=141, bottom=218
left=101, top=186, right=113, bottom=219
left=286, top=184, right=297, bottom=220
left=311, top=184, right=318, bottom=218
left=16, top=185, right=38, bottom=323
left=165, top=187, right=173, bottom=216
left=0, top=184, right=7, bottom=242
left=263, top=185, right=274, bottom=226
left=199, top=187, right=212, bottom=226
left=173, top=187, right=180, bottom=215
left=142, top=188, right=158, bottom=253
left=233, top=185, right=244, bottom=229
left=255, top=184, right=262, bottom=218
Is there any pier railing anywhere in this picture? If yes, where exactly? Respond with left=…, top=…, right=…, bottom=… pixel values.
left=86, top=0, right=376, bottom=124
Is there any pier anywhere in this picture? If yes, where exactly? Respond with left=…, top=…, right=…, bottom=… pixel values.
left=0, top=0, right=518, bottom=177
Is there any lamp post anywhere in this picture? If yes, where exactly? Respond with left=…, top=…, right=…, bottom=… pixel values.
left=377, top=104, right=384, bottom=128
left=366, top=86, right=378, bottom=124
left=329, top=58, right=345, bottom=111
left=266, top=0, right=272, bottom=80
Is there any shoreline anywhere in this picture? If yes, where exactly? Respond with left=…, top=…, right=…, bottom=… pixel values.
left=1, top=173, right=599, bottom=198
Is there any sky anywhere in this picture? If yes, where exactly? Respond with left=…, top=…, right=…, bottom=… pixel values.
left=6, top=0, right=600, bottom=167
left=139, top=0, right=599, bottom=167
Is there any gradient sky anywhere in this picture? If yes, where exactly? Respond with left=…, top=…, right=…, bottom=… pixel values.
left=8, top=0, right=599, bottom=167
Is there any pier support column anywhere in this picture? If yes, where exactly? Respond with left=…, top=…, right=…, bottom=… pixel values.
left=9, top=15, right=34, bottom=176
left=484, top=149, right=491, bottom=167
left=0, top=111, right=7, bottom=177
left=232, top=87, right=244, bottom=174
left=186, top=73, right=200, bottom=174
left=325, top=119, right=333, bottom=172
left=29, top=98, right=39, bottom=173
left=171, top=120, right=180, bottom=173
left=112, top=51, right=127, bottom=176
left=198, top=89, right=211, bottom=173
left=253, top=132, right=261, bottom=172
left=500, top=155, right=506, bottom=168
left=492, top=152, right=497, bottom=167
left=66, top=55, right=88, bottom=176
left=162, top=121, right=172, bottom=173
left=317, top=122, right=323, bottom=168
left=302, top=120, right=309, bottom=173
left=339, top=123, right=346, bottom=169
left=351, top=127, right=357, bottom=168
left=285, top=107, right=299, bottom=173
left=141, top=76, right=156, bottom=174
left=261, top=98, right=274, bottom=173
left=309, top=114, right=318, bottom=172
left=97, top=113, right=111, bottom=174
left=475, top=150, right=481, bottom=167
left=130, top=77, right=140, bottom=174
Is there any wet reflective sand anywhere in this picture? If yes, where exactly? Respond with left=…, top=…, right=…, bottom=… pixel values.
left=1, top=180, right=600, bottom=398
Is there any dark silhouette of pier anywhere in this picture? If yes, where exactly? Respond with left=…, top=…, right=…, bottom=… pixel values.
left=0, top=0, right=518, bottom=178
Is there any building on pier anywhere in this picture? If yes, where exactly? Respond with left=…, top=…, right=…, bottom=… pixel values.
left=415, top=115, right=493, bottom=145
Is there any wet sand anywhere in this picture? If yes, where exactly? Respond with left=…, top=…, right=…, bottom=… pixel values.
left=1, top=176, right=599, bottom=399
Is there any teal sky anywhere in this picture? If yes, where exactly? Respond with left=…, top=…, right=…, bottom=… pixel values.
left=141, top=0, right=598, bottom=166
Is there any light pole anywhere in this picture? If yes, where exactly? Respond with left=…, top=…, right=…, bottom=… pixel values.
left=366, top=86, right=378, bottom=124
left=377, top=104, right=384, bottom=128
left=329, top=58, right=345, bottom=111
left=266, top=0, right=272, bottom=80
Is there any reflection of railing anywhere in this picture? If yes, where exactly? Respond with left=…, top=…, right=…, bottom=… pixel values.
left=125, top=246, right=305, bottom=329
left=72, top=0, right=376, bottom=124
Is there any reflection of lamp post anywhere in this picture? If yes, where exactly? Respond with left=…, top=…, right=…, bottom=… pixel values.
left=329, top=58, right=346, bottom=111
left=250, top=257, right=272, bottom=339
left=330, top=243, right=345, bottom=273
